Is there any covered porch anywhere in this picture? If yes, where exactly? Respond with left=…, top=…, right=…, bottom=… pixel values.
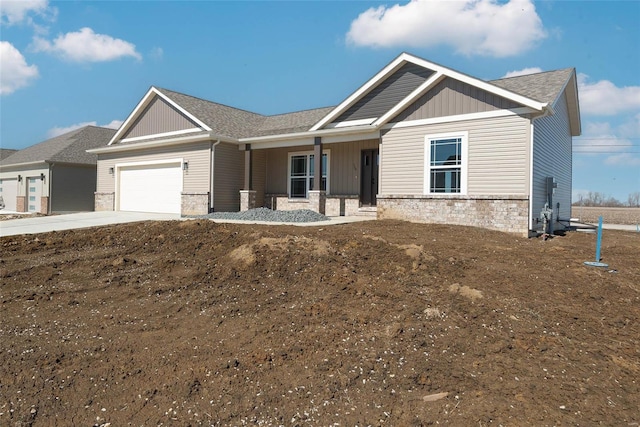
left=239, top=136, right=380, bottom=216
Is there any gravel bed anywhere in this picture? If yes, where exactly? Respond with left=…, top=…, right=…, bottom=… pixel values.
left=186, top=207, right=330, bottom=223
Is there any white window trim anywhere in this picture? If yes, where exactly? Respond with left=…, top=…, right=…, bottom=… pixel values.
left=423, top=132, right=468, bottom=195
left=287, top=150, right=330, bottom=198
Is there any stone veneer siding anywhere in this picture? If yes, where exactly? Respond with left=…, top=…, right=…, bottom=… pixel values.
left=325, top=196, right=360, bottom=216
left=16, top=196, right=26, bottom=213
left=94, top=192, right=115, bottom=211
left=240, top=190, right=257, bottom=212
left=40, top=196, right=49, bottom=214
left=181, top=192, right=209, bottom=216
left=377, top=195, right=530, bottom=236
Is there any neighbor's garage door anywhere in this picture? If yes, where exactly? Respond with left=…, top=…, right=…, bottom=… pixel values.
left=118, top=163, right=182, bottom=214
left=0, top=178, right=18, bottom=211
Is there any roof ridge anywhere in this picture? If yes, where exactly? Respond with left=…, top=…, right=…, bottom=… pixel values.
left=155, top=86, right=265, bottom=118
left=490, top=67, right=574, bottom=83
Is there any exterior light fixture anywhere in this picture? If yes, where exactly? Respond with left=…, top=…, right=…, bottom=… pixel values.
left=183, top=161, right=189, bottom=171
left=40, top=173, right=45, bottom=181
left=108, top=167, right=114, bottom=175
left=17, top=175, right=22, bottom=182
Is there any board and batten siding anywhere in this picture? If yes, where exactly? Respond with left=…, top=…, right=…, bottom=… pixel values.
left=334, top=63, right=434, bottom=123
left=121, top=96, right=201, bottom=140
left=531, top=92, right=573, bottom=225
left=213, top=142, right=243, bottom=212
left=265, top=146, right=311, bottom=195
left=380, top=115, right=531, bottom=196
left=96, top=142, right=211, bottom=194
left=394, top=77, right=521, bottom=122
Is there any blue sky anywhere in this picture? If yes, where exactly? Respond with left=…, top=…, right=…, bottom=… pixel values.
left=1, top=0, right=639, bottom=203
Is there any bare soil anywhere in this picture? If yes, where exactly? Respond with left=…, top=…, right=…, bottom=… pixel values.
left=572, top=206, right=640, bottom=225
left=1, top=220, right=639, bottom=426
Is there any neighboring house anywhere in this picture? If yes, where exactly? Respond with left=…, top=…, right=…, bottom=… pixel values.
left=0, top=126, right=116, bottom=213
left=90, top=53, right=580, bottom=235
left=0, top=149, right=18, bottom=161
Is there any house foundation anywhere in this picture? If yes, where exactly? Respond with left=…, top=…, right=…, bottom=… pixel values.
left=240, top=190, right=257, bottom=211
left=94, top=192, right=115, bottom=211
left=377, top=195, right=530, bottom=236
left=182, top=192, right=209, bottom=215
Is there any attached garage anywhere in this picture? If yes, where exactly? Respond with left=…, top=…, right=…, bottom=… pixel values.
left=0, top=178, right=18, bottom=211
left=118, top=162, right=183, bottom=214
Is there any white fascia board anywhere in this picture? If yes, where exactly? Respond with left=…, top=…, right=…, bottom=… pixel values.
left=405, top=55, right=548, bottom=112
left=108, top=86, right=157, bottom=145
left=108, top=87, right=211, bottom=145
left=240, top=124, right=377, bottom=145
left=309, top=53, right=411, bottom=131
left=89, top=132, right=235, bottom=154
left=372, top=72, right=445, bottom=127
left=119, top=128, right=203, bottom=143
left=153, top=88, right=212, bottom=132
left=0, top=160, right=48, bottom=169
left=324, top=118, right=377, bottom=129
left=382, top=107, right=537, bottom=130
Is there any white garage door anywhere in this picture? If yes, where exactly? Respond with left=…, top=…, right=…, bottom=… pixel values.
left=0, top=178, right=18, bottom=211
left=118, top=163, right=182, bottom=214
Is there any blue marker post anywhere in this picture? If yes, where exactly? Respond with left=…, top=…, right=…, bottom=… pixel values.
left=584, top=216, right=608, bottom=268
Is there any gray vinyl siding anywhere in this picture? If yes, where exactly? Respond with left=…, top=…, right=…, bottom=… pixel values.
left=50, top=165, right=97, bottom=212
left=121, top=96, right=201, bottom=139
left=380, top=115, right=531, bottom=195
left=393, top=77, right=521, bottom=122
left=213, top=142, right=243, bottom=212
left=531, top=92, right=573, bottom=225
left=96, top=142, right=211, bottom=194
left=334, top=63, right=434, bottom=123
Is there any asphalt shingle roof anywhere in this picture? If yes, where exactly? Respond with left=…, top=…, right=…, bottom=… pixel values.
left=490, top=68, right=574, bottom=105
left=0, top=126, right=116, bottom=167
left=157, top=88, right=335, bottom=139
left=128, top=65, right=574, bottom=143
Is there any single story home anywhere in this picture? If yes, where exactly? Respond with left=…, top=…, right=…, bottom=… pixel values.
left=0, top=126, right=116, bottom=213
left=90, top=53, right=580, bottom=236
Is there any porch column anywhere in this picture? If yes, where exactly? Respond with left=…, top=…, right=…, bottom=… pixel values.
left=309, top=137, right=326, bottom=215
left=240, top=144, right=256, bottom=211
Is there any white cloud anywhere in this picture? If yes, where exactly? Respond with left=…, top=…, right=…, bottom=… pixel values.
left=578, top=73, right=640, bottom=116
left=47, top=120, right=123, bottom=138
left=502, top=67, right=543, bottom=78
left=0, top=41, right=39, bottom=95
left=604, top=153, right=640, bottom=167
left=0, top=0, right=49, bottom=25
left=346, top=0, right=546, bottom=57
left=32, top=27, right=141, bottom=62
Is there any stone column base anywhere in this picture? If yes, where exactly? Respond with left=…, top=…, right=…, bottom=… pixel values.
left=308, top=190, right=326, bottom=215
left=95, top=192, right=115, bottom=211
left=240, top=190, right=257, bottom=211
left=16, top=196, right=26, bottom=212
left=40, top=196, right=49, bottom=214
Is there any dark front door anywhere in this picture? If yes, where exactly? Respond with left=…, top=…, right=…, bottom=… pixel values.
left=360, top=149, right=379, bottom=206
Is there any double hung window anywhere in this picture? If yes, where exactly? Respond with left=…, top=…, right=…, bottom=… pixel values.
left=425, top=133, right=467, bottom=194
left=288, top=152, right=328, bottom=198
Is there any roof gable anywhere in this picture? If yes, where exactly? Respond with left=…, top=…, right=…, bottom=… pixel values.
left=311, top=53, right=549, bottom=131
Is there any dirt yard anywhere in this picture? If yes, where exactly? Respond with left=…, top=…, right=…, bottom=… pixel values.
left=1, top=219, right=638, bottom=426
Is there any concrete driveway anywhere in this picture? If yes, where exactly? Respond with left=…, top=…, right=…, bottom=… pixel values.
left=0, top=211, right=181, bottom=237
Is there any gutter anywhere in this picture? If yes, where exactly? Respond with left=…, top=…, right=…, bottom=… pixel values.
left=87, top=132, right=235, bottom=154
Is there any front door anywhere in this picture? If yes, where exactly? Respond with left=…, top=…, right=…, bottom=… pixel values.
left=360, top=149, right=379, bottom=206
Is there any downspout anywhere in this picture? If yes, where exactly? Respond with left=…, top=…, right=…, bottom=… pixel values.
left=210, top=139, right=221, bottom=212
left=48, top=163, right=54, bottom=215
